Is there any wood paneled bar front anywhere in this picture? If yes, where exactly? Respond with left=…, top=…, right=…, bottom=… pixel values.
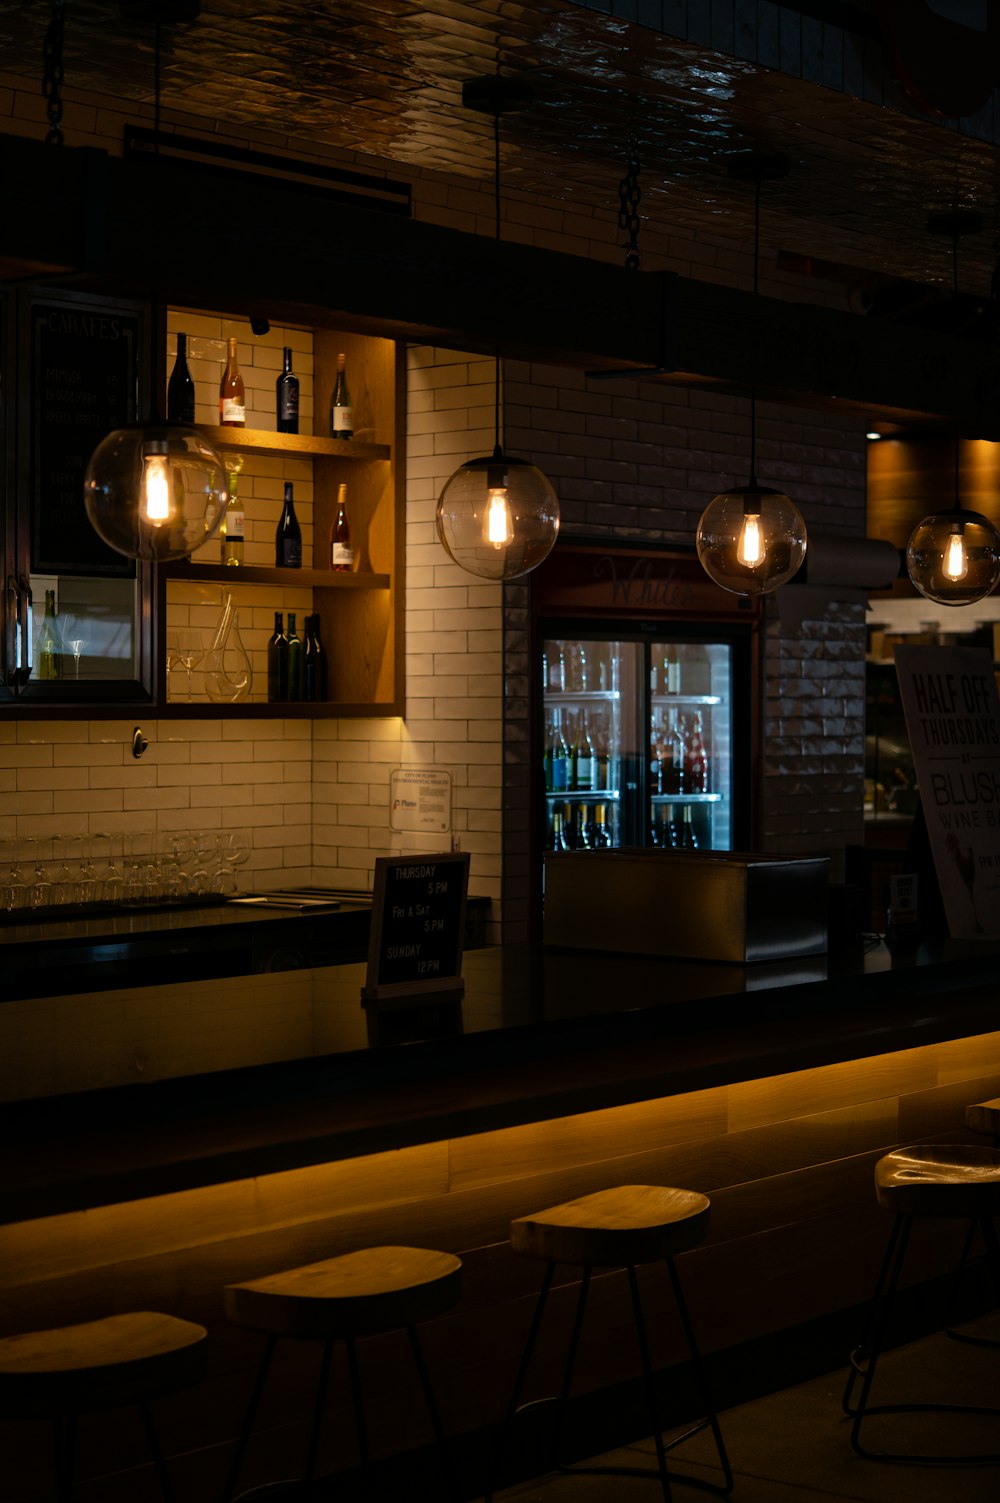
left=1, top=939, right=1000, bottom=1499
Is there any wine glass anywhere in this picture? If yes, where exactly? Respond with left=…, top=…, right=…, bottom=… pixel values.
left=218, top=828, right=251, bottom=894
left=167, top=630, right=204, bottom=702
left=67, top=637, right=86, bottom=679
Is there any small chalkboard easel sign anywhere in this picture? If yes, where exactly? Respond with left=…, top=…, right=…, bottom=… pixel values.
left=363, top=851, right=471, bottom=1005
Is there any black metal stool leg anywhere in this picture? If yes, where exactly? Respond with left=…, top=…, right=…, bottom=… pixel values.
left=551, top=1266, right=591, bottom=1466
left=345, top=1334, right=371, bottom=1488
left=627, top=1263, right=672, bottom=1503
left=221, top=1332, right=276, bottom=1503
left=53, top=1413, right=75, bottom=1503
left=843, top=1213, right=907, bottom=1418
left=664, top=1253, right=734, bottom=1494
left=849, top=1213, right=1000, bottom=1464
left=483, top=1260, right=556, bottom=1503
left=407, top=1323, right=461, bottom=1503
left=302, top=1338, right=334, bottom=1487
left=139, top=1400, right=176, bottom=1503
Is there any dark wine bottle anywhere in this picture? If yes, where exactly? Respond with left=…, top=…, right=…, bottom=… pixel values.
left=275, top=482, right=302, bottom=568
left=167, top=332, right=196, bottom=423
left=266, top=611, right=288, bottom=702
left=303, top=614, right=328, bottom=702
left=276, top=346, right=299, bottom=434
left=286, top=612, right=303, bottom=702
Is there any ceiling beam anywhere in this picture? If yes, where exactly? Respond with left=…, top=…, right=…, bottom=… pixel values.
left=4, top=134, right=999, bottom=437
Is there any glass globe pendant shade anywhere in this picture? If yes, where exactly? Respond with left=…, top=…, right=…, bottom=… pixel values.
left=436, top=446, right=560, bottom=581
left=84, top=421, right=229, bottom=562
left=696, top=483, right=807, bottom=596
left=905, top=509, right=1000, bottom=606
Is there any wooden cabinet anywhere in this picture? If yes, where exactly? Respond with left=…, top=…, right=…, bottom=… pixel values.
left=158, top=318, right=404, bottom=717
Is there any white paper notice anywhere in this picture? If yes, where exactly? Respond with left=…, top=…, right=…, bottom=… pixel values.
left=389, top=768, right=452, bottom=834
left=895, top=644, right=1000, bottom=939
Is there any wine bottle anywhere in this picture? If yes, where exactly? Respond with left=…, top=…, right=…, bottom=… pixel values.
left=330, top=482, right=354, bottom=570
left=665, top=711, right=686, bottom=795
left=266, top=611, right=288, bottom=702
left=681, top=805, right=699, bottom=850
left=219, top=336, right=246, bottom=427
left=575, top=711, right=595, bottom=791
left=550, top=709, right=569, bottom=793
left=575, top=806, right=591, bottom=850
left=686, top=711, right=709, bottom=793
left=551, top=808, right=570, bottom=852
left=303, top=614, right=328, bottom=702
left=592, top=803, right=611, bottom=848
left=329, top=352, right=353, bottom=439
left=275, top=481, right=302, bottom=568
left=276, top=346, right=299, bottom=434
left=167, top=332, right=196, bottom=423
left=37, top=589, right=62, bottom=680
left=221, top=467, right=245, bottom=566
left=286, top=612, right=303, bottom=702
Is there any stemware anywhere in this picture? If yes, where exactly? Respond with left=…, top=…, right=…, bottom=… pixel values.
left=218, top=828, right=251, bottom=894
left=167, top=629, right=205, bottom=702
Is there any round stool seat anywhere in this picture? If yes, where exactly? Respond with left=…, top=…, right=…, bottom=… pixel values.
left=225, top=1245, right=462, bottom=1341
left=965, top=1097, right=1000, bottom=1137
left=510, top=1184, right=710, bottom=1267
left=875, top=1144, right=1000, bottom=1218
left=0, top=1311, right=207, bottom=1420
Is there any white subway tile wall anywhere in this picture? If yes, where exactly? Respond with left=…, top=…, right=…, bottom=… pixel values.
left=0, top=75, right=868, bottom=940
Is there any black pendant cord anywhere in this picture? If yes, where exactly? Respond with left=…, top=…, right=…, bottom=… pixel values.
left=951, top=227, right=962, bottom=518
left=148, top=13, right=164, bottom=423
left=492, top=100, right=503, bottom=460
left=747, top=168, right=761, bottom=496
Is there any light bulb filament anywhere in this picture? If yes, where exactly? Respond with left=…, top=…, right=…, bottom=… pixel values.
left=485, top=486, right=512, bottom=548
left=142, top=452, right=171, bottom=525
left=737, top=510, right=763, bottom=568
left=944, top=526, right=968, bottom=581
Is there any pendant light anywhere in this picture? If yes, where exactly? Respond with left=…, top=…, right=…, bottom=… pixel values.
left=905, top=212, right=1000, bottom=607
left=696, top=155, right=807, bottom=596
left=435, top=76, right=559, bottom=581
left=83, top=0, right=228, bottom=563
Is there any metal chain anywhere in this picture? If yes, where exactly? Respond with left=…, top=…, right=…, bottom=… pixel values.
left=43, top=0, right=65, bottom=145
left=618, top=151, right=642, bottom=270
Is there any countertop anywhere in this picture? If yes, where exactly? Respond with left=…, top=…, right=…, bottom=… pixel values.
left=1, top=933, right=999, bottom=1225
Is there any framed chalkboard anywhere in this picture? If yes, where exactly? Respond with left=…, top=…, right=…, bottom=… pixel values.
left=364, top=851, right=471, bottom=1003
left=27, top=289, right=146, bottom=576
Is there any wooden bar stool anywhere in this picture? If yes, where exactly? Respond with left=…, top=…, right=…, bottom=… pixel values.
left=489, top=1184, right=733, bottom=1503
left=842, top=1143, right=1000, bottom=1463
left=222, top=1244, right=462, bottom=1502
left=0, top=1310, right=207, bottom=1502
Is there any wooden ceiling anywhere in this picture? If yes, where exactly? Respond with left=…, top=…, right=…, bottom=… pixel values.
left=4, top=0, right=1000, bottom=303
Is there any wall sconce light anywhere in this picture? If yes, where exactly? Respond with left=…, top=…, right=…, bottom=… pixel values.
left=436, top=75, right=560, bottom=582
left=696, top=154, right=807, bottom=596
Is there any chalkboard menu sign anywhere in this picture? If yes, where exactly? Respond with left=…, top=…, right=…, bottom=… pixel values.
left=28, top=289, right=145, bottom=576
left=364, top=852, right=471, bottom=1003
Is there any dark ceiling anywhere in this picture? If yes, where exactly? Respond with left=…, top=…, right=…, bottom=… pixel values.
left=4, top=0, right=1000, bottom=306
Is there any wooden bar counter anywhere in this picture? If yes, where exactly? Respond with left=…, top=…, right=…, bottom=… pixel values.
left=2, top=929, right=1000, bottom=1499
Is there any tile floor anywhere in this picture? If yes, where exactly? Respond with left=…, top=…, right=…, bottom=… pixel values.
left=479, top=1311, right=1000, bottom=1502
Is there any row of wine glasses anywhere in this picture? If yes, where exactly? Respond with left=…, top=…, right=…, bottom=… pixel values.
left=0, top=830, right=251, bottom=913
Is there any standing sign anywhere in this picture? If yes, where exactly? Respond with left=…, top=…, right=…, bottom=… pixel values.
left=363, top=851, right=470, bottom=1003
left=895, top=644, right=1000, bottom=939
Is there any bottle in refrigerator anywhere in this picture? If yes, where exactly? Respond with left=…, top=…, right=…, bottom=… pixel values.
left=550, top=710, right=570, bottom=793
left=592, top=804, right=611, bottom=848
left=663, top=711, right=686, bottom=795
left=686, top=712, right=709, bottom=793
left=575, top=712, right=596, bottom=791
left=551, top=808, right=570, bottom=851
left=681, top=805, right=699, bottom=849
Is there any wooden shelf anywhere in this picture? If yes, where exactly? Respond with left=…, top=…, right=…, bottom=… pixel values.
left=163, top=563, right=390, bottom=589
left=201, top=426, right=390, bottom=462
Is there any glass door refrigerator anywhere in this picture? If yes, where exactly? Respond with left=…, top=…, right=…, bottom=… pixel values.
left=540, top=631, right=745, bottom=859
